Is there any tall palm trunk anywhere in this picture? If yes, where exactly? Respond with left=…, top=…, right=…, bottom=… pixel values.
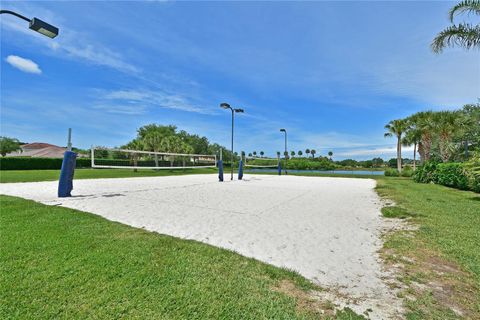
left=418, top=142, right=425, bottom=163
left=422, top=133, right=432, bottom=161
left=439, top=133, right=451, bottom=162
left=413, top=142, right=417, bottom=171
left=397, top=136, right=402, bottom=173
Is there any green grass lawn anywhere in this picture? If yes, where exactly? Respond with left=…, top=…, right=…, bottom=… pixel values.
left=1, top=169, right=479, bottom=318
left=0, top=195, right=363, bottom=319
left=376, top=178, right=480, bottom=319
left=0, top=168, right=219, bottom=183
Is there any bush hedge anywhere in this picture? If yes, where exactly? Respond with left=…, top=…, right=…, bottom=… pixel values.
left=384, top=168, right=399, bottom=177
left=463, top=155, right=480, bottom=193
left=286, top=159, right=335, bottom=171
left=413, top=159, right=479, bottom=193
left=0, top=157, right=92, bottom=170
left=413, top=161, right=438, bottom=183
left=433, top=163, right=468, bottom=190
left=384, top=166, right=413, bottom=177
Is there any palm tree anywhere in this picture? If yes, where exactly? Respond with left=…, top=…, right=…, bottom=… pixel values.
left=409, top=111, right=436, bottom=162
left=253, top=151, right=257, bottom=157
left=434, top=111, right=461, bottom=162
left=384, top=119, right=409, bottom=172
left=260, top=151, right=264, bottom=157
left=276, top=151, right=281, bottom=158
left=248, top=153, right=252, bottom=157
left=311, top=149, right=316, bottom=158
left=305, top=149, right=310, bottom=157
left=328, top=151, right=333, bottom=160
left=298, top=150, right=303, bottom=157
left=432, top=0, right=480, bottom=53
left=291, top=150, right=296, bottom=158
left=402, top=125, right=421, bottom=171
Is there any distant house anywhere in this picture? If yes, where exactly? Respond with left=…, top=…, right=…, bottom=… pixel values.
left=7, top=142, right=67, bottom=158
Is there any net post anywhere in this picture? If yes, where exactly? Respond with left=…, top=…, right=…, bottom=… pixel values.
left=238, top=155, right=243, bottom=180
left=278, top=155, right=282, bottom=175
left=58, top=150, right=77, bottom=197
left=90, top=146, right=94, bottom=168
left=218, top=159, right=224, bottom=182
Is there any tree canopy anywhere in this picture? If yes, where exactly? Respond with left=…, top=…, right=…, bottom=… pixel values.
left=0, top=137, right=22, bottom=157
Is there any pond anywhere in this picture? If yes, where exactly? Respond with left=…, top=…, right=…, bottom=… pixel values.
left=244, top=168, right=385, bottom=176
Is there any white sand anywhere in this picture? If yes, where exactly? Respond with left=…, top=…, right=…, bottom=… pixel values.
left=0, top=174, right=403, bottom=318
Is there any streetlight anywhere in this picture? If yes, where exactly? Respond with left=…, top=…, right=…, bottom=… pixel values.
left=280, top=128, right=288, bottom=175
left=220, top=102, right=244, bottom=180
left=0, top=10, right=59, bottom=38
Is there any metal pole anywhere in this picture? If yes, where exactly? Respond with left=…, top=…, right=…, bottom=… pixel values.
left=284, top=131, right=288, bottom=175
left=231, top=109, right=234, bottom=180
left=67, top=128, right=72, bottom=151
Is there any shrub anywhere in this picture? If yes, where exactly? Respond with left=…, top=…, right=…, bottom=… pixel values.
left=285, top=158, right=335, bottom=171
left=433, top=163, right=469, bottom=190
left=384, top=168, right=399, bottom=177
left=0, top=157, right=92, bottom=170
left=413, top=161, right=438, bottom=183
left=400, top=165, right=414, bottom=177
left=463, top=154, right=480, bottom=193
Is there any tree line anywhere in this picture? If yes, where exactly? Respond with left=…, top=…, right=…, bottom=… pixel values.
left=384, top=104, right=480, bottom=172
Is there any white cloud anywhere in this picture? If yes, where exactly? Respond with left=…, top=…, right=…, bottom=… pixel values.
left=5, top=55, right=42, bottom=74
left=0, top=3, right=139, bottom=75
left=56, top=42, right=140, bottom=74
left=92, top=104, right=147, bottom=115
left=335, top=146, right=414, bottom=158
left=370, top=52, right=479, bottom=107
left=96, top=89, right=216, bottom=114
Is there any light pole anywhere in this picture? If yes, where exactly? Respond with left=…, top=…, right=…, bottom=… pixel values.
left=280, top=128, right=287, bottom=175
left=220, top=103, right=244, bottom=180
left=0, top=10, right=59, bottom=38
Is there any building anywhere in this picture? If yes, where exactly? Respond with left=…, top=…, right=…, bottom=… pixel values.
left=7, top=142, right=67, bottom=158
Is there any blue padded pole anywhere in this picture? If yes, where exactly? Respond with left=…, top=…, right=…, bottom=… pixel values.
left=238, top=160, right=243, bottom=180
left=278, top=161, right=282, bottom=176
left=218, top=159, right=224, bottom=182
left=58, top=151, right=77, bottom=197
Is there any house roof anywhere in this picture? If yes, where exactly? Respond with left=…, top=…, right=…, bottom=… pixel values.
left=22, top=142, right=63, bottom=149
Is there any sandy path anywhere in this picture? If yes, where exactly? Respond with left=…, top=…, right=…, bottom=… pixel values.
left=0, top=174, right=402, bottom=318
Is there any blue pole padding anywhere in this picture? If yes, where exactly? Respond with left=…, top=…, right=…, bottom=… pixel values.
left=238, top=160, right=243, bottom=180
left=58, top=151, right=77, bottom=197
left=278, top=162, right=282, bottom=175
left=218, top=159, right=224, bottom=182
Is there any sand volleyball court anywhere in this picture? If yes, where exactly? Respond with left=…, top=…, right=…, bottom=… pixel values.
left=0, top=174, right=402, bottom=318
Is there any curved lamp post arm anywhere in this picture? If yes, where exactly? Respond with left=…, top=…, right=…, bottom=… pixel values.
left=0, top=9, right=59, bottom=38
left=0, top=10, right=30, bottom=22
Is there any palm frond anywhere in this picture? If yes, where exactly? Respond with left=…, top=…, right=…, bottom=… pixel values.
left=449, top=0, right=480, bottom=22
left=431, top=23, right=480, bottom=53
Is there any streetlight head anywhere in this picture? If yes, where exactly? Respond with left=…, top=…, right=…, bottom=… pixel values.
left=220, top=102, right=231, bottom=109
left=280, top=128, right=286, bottom=132
left=234, top=108, right=244, bottom=113
left=29, top=17, right=59, bottom=38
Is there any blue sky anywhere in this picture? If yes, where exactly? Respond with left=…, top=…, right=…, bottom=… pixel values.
left=1, top=1, right=478, bottom=160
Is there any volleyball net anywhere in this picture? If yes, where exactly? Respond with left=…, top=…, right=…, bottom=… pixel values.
left=91, top=147, right=217, bottom=170
left=243, top=156, right=280, bottom=169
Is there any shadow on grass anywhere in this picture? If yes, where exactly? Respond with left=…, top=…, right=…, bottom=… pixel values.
left=381, top=206, right=417, bottom=219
